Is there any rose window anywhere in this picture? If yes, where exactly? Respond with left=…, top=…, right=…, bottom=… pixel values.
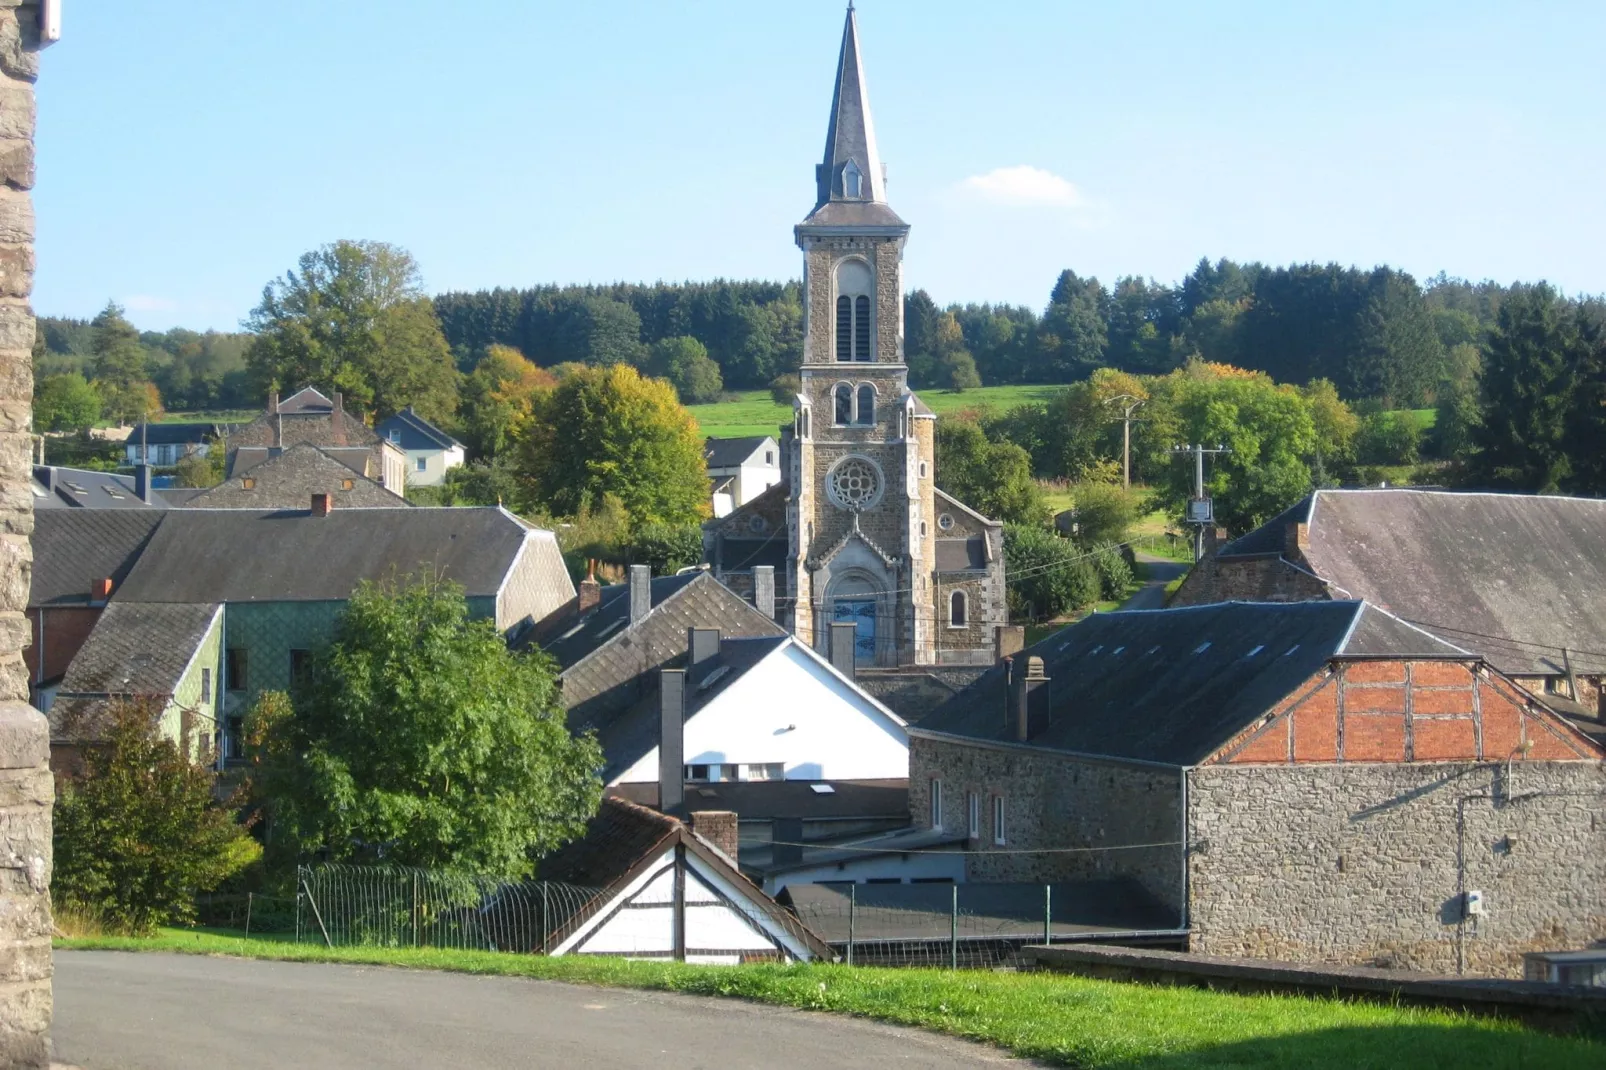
left=827, top=456, right=883, bottom=511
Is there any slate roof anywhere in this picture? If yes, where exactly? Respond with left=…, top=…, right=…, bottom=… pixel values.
left=128, top=422, right=233, bottom=446
left=935, top=536, right=986, bottom=572
left=33, top=466, right=157, bottom=510
left=715, top=536, right=788, bottom=571
left=541, top=572, right=704, bottom=670
left=30, top=510, right=164, bottom=606
left=375, top=407, right=464, bottom=451
left=277, top=386, right=336, bottom=414
left=59, top=602, right=219, bottom=694
left=810, top=6, right=890, bottom=211
left=111, top=507, right=533, bottom=603
left=915, top=600, right=1470, bottom=766
left=704, top=436, right=775, bottom=470
left=537, top=795, right=680, bottom=889
left=610, top=778, right=909, bottom=823
left=1221, top=489, right=1606, bottom=675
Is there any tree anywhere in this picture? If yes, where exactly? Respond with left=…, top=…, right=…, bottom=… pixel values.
left=173, top=440, right=225, bottom=488
left=769, top=373, right=800, bottom=406
left=1563, top=308, right=1606, bottom=494
left=89, top=302, right=156, bottom=425
left=934, top=419, right=1048, bottom=526
left=1036, top=270, right=1108, bottom=381
left=517, top=364, right=708, bottom=525
left=903, top=290, right=942, bottom=387
left=1068, top=482, right=1136, bottom=546
left=1300, top=379, right=1360, bottom=482
left=245, top=240, right=459, bottom=422
left=33, top=372, right=100, bottom=432
left=938, top=349, right=982, bottom=391
left=246, top=575, right=602, bottom=876
left=1469, top=284, right=1579, bottom=491
left=553, top=295, right=646, bottom=367
left=628, top=521, right=704, bottom=575
left=53, top=699, right=260, bottom=934
left=461, top=345, right=555, bottom=461
left=1002, top=525, right=1098, bottom=621
left=648, top=335, right=723, bottom=404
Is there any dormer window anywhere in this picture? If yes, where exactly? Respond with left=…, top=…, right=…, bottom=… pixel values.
left=843, top=160, right=863, bottom=199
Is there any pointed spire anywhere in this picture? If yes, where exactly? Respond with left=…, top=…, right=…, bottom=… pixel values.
left=815, top=5, right=885, bottom=209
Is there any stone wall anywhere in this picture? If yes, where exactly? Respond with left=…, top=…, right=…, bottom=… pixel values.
left=181, top=443, right=405, bottom=510
left=1168, top=551, right=1328, bottom=608
left=1188, top=761, right=1606, bottom=976
left=0, top=2, right=49, bottom=1062
left=910, top=734, right=1186, bottom=917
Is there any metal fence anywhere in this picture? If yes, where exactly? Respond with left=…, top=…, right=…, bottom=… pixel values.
left=294, top=864, right=602, bottom=953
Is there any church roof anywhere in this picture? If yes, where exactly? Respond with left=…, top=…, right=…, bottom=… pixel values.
left=802, top=6, right=906, bottom=229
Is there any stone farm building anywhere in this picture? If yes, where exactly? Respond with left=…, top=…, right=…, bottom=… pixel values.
left=910, top=600, right=1606, bottom=977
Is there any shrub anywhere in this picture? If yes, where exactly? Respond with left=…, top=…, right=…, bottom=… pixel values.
left=629, top=521, right=704, bottom=576
left=1003, top=524, right=1098, bottom=621
left=769, top=373, right=801, bottom=406
left=53, top=699, right=260, bottom=935
left=1356, top=411, right=1424, bottom=466
left=1088, top=543, right=1133, bottom=600
left=1069, top=482, right=1136, bottom=546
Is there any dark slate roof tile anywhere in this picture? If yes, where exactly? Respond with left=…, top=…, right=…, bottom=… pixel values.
left=60, top=601, right=220, bottom=694
left=609, top=778, right=909, bottom=822
left=704, top=436, right=775, bottom=468
left=935, top=536, right=985, bottom=572
left=536, top=796, right=679, bottom=889
left=375, top=407, right=464, bottom=451
left=31, top=510, right=165, bottom=606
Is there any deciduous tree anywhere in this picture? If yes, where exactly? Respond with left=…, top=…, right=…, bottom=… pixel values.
left=33, top=372, right=101, bottom=432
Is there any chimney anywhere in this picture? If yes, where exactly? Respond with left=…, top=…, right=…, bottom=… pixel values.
left=1285, top=522, right=1310, bottom=559
left=38, top=465, right=54, bottom=492
left=830, top=621, right=858, bottom=681
left=995, top=624, right=1025, bottom=663
left=268, top=390, right=279, bottom=415
left=628, top=564, right=652, bottom=625
left=752, top=566, right=776, bottom=620
left=687, top=627, right=721, bottom=689
left=332, top=391, right=343, bottom=417
left=90, top=577, right=112, bottom=605
left=658, top=668, right=686, bottom=814
left=688, top=810, right=739, bottom=865
left=1202, top=525, right=1228, bottom=557
left=134, top=463, right=153, bottom=504
left=331, top=391, right=348, bottom=446
left=1008, top=655, right=1052, bottom=742
left=311, top=492, right=333, bottom=517
left=772, top=816, right=803, bottom=867
left=577, top=560, right=601, bottom=614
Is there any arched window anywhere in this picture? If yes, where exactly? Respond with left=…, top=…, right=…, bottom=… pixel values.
left=834, top=383, right=853, bottom=425
left=843, top=160, right=863, bottom=199
left=856, top=384, right=875, bottom=425
left=835, top=260, right=874, bottom=362
left=949, top=590, right=968, bottom=628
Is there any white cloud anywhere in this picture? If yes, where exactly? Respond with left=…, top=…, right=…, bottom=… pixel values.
left=956, top=165, right=1086, bottom=208
left=122, top=294, right=177, bottom=313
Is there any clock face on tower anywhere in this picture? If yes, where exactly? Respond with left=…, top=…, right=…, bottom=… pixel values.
left=826, top=455, right=883, bottom=512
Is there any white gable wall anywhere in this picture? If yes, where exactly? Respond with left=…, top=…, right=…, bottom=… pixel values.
left=611, top=641, right=908, bottom=785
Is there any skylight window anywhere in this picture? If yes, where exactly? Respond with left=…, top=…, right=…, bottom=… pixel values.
left=1246, top=645, right=1265, bottom=657
left=596, top=619, right=626, bottom=639
left=1282, top=644, right=1301, bottom=656
left=1089, top=645, right=1104, bottom=656
left=1145, top=645, right=1161, bottom=656
left=697, top=665, right=732, bottom=691
left=810, top=783, right=836, bottom=794
left=1193, top=642, right=1212, bottom=654
left=1112, top=646, right=1125, bottom=656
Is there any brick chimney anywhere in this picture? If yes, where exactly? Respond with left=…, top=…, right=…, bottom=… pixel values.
left=311, top=492, right=333, bottom=517
left=90, top=577, right=112, bottom=604
left=577, top=559, right=601, bottom=614
left=688, top=810, right=739, bottom=865
left=628, top=564, right=651, bottom=625
left=268, top=390, right=279, bottom=415
left=658, top=668, right=686, bottom=814
left=752, top=566, right=776, bottom=620
left=331, top=391, right=348, bottom=446
left=1008, top=655, right=1052, bottom=742
left=1285, top=521, right=1310, bottom=561
left=830, top=621, right=858, bottom=681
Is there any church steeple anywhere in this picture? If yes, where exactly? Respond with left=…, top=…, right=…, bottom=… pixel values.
left=815, top=5, right=886, bottom=209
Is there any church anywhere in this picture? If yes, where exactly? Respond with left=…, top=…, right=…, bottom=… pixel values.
left=705, top=7, right=1007, bottom=668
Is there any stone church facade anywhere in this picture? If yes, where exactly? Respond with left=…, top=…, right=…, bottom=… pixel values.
left=706, top=8, right=1005, bottom=668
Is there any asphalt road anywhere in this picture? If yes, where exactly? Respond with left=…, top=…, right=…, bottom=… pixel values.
left=53, top=951, right=1026, bottom=1069
left=1120, top=551, right=1189, bottom=612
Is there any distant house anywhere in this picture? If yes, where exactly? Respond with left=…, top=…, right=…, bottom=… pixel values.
left=374, top=407, right=466, bottom=487
left=1171, top=489, right=1606, bottom=719
left=123, top=422, right=236, bottom=468
left=33, top=505, right=574, bottom=767
left=174, top=444, right=406, bottom=510
left=704, top=437, right=781, bottom=518
left=538, top=796, right=833, bottom=963
left=226, top=387, right=407, bottom=492
left=910, top=600, right=1606, bottom=977
left=33, top=464, right=161, bottom=509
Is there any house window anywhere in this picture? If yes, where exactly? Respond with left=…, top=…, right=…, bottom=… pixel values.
left=856, top=384, right=875, bottom=425
left=289, top=649, right=313, bottom=689
left=938, top=513, right=955, bottom=531
left=992, top=795, right=1006, bottom=846
left=967, top=792, right=980, bottom=840
left=949, top=590, right=968, bottom=628
left=389, top=429, right=401, bottom=444
left=929, top=778, right=943, bottom=829
left=765, top=451, right=774, bottom=465
left=834, top=383, right=853, bottom=425
left=919, top=461, right=928, bottom=479
left=225, top=648, right=247, bottom=693
left=200, top=668, right=212, bottom=706
left=415, top=456, right=427, bottom=472
left=742, top=762, right=784, bottom=781
left=685, top=764, right=712, bottom=782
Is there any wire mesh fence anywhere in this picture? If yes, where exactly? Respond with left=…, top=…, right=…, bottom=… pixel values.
left=294, top=864, right=602, bottom=953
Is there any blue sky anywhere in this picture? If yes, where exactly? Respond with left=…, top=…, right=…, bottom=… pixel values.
left=33, top=1, right=1606, bottom=331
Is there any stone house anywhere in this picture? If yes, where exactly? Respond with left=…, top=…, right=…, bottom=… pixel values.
left=1171, top=489, right=1606, bottom=722
left=172, top=444, right=405, bottom=510
left=226, top=386, right=408, bottom=493
left=909, top=600, right=1606, bottom=977
left=374, top=406, right=465, bottom=488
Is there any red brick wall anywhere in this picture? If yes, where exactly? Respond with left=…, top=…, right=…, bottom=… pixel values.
left=1211, top=660, right=1602, bottom=765
left=25, top=606, right=102, bottom=685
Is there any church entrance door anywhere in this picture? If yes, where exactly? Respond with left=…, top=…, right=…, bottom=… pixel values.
left=832, top=599, right=877, bottom=663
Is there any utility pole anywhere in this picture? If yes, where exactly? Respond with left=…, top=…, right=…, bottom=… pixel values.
left=1104, top=394, right=1145, bottom=492
left=1170, top=443, right=1230, bottom=562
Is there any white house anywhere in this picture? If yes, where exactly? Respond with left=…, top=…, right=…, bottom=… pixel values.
left=374, top=407, right=466, bottom=487
left=705, top=436, right=781, bottom=518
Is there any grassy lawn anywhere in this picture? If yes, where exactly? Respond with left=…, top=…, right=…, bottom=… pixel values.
left=689, top=385, right=1065, bottom=439
left=56, top=929, right=1600, bottom=1068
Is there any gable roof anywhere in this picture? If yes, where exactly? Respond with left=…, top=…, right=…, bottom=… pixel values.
left=1225, top=489, right=1606, bottom=675
left=915, top=600, right=1469, bottom=766
left=33, top=466, right=158, bottom=510
left=935, top=536, right=986, bottom=572
left=59, top=601, right=220, bottom=695
left=30, top=510, right=165, bottom=606
left=128, top=422, right=235, bottom=447
left=809, top=6, right=891, bottom=213
left=375, top=407, right=464, bottom=451
left=277, top=386, right=335, bottom=413
left=111, top=507, right=534, bottom=603
left=933, top=486, right=1001, bottom=528
left=179, top=443, right=406, bottom=509
left=704, top=436, right=776, bottom=469
left=609, top=778, right=909, bottom=823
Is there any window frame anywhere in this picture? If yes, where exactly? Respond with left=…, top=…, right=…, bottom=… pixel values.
left=929, top=778, right=943, bottom=829
left=225, top=648, right=247, bottom=693
left=967, top=792, right=980, bottom=840
left=948, top=589, right=969, bottom=629
left=855, top=383, right=875, bottom=425
left=200, top=667, right=212, bottom=706
left=992, top=795, right=1006, bottom=846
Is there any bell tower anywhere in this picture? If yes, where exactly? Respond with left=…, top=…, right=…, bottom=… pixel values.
left=787, top=5, right=938, bottom=666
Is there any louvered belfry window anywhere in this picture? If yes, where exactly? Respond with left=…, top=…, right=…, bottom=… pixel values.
left=836, top=296, right=852, bottom=361
left=854, top=297, right=871, bottom=361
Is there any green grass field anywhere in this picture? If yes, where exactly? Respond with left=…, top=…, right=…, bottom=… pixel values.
left=689, top=385, right=1065, bottom=439
left=55, top=929, right=1600, bottom=1068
